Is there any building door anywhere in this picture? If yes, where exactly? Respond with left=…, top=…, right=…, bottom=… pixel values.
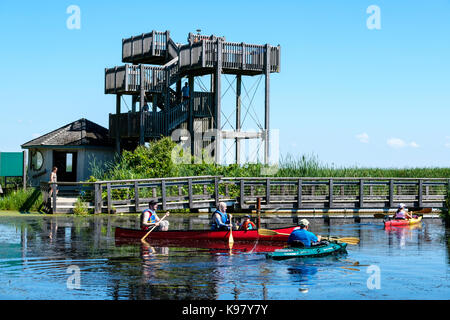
left=53, top=151, right=77, bottom=182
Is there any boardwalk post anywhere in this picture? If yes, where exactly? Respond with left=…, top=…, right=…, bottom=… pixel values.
left=188, top=178, right=193, bottom=209
left=266, top=178, right=271, bottom=205
left=107, top=182, right=112, bottom=214
left=214, top=177, right=219, bottom=208
left=52, top=183, right=57, bottom=214
left=418, top=179, right=423, bottom=208
left=115, top=94, right=121, bottom=154
left=139, top=64, right=146, bottom=145
left=240, top=179, right=245, bottom=209
left=94, top=183, right=102, bottom=214
left=214, top=39, right=223, bottom=164
left=359, top=179, right=364, bottom=208
left=257, top=197, right=261, bottom=229
left=235, top=74, right=241, bottom=164
left=134, top=181, right=140, bottom=212
left=264, top=44, right=271, bottom=165
left=297, top=179, right=302, bottom=209
left=389, top=179, right=394, bottom=208
left=329, top=179, right=334, bottom=208
left=161, top=180, right=167, bottom=211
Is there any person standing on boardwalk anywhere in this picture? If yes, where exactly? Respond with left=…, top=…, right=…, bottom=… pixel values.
left=182, top=82, right=190, bottom=103
left=48, top=167, right=58, bottom=198
left=287, top=219, right=322, bottom=247
left=211, top=202, right=233, bottom=231
left=141, top=200, right=169, bottom=231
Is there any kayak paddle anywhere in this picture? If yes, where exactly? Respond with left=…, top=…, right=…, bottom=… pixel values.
left=258, top=229, right=359, bottom=245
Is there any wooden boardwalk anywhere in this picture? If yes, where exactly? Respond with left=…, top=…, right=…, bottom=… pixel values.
left=41, top=176, right=448, bottom=214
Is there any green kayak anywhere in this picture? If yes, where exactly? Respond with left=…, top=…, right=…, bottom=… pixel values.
left=266, top=242, right=348, bottom=260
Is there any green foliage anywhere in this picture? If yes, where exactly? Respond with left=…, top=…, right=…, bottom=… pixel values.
left=0, top=188, right=43, bottom=212
left=88, top=138, right=450, bottom=181
left=73, top=197, right=89, bottom=215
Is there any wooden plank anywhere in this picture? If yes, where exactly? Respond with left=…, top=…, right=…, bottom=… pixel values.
left=188, top=178, right=193, bottom=209
left=359, top=179, right=364, bottom=208
left=161, top=180, right=167, bottom=211
left=297, top=179, right=302, bottom=208
left=389, top=179, right=394, bottom=208
left=329, top=179, right=333, bottom=208
left=240, top=179, right=245, bottom=209
left=418, top=179, right=423, bottom=208
left=94, top=183, right=102, bottom=214
left=266, top=178, right=271, bottom=205
left=107, top=182, right=112, bottom=214
left=134, top=181, right=140, bottom=212
left=52, top=183, right=57, bottom=214
left=214, top=177, right=219, bottom=208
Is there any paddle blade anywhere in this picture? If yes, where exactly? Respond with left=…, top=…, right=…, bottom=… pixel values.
left=257, top=229, right=291, bottom=236
left=374, top=213, right=388, bottom=219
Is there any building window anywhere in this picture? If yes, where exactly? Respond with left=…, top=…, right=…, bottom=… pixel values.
left=66, top=153, right=73, bottom=173
left=31, top=150, right=43, bottom=171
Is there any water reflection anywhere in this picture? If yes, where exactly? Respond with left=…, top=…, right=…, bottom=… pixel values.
left=0, top=215, right=448, bottom=299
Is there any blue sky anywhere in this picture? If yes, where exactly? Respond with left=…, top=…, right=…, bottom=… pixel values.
left=0, top=0, right=449, bottom=168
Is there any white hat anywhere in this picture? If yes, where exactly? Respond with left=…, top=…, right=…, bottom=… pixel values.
left=299, top=219, right=310, bottom=227
left=398, top=203, right=406, bottom=209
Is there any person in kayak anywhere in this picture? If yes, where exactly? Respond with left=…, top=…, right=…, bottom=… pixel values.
left=141, top=200, right=169, bottom=231
left=393, top=203, right=413, bottom=220
left=211, top=202, right=233, bottom=231
left=239, top=214, right=257, bottom=231
left=288, top=219, right=322, bottom=247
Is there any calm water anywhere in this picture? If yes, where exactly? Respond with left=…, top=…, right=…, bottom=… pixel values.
left=0, top=214, right=449, bottom=300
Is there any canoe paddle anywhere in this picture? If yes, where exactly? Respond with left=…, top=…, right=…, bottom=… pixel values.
left=257, top=228, right=290, bottom=236
left=257, top=228, right=359, bottom=245
left=229, top=216, right=234, bottom=248
left=140, top=211, right=170, bottom=242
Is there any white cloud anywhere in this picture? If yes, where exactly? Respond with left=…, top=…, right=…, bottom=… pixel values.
left=31, top=133, right=41, bottom=139
left=387, top=138, right=406, bottom=148
left=445, top=137, right=450, bottom=148
left=356, top=132, right=369, bottom=143
left=387, top=138, right=420, bottom=149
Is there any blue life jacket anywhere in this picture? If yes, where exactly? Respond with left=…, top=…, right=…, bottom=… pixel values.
left=143, top=209, right=157, bottom=223
left=211, top=210, right=228, bottom=230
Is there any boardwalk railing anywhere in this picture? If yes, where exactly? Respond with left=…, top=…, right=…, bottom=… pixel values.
left=122, top=30, right=179, bottom=64
left=41, top=177, right=449, bottom=214
left=179, top=40, right=281, bottom=74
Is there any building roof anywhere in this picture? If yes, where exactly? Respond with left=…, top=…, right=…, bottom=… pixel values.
left=21, top=118, right=113, bottom=148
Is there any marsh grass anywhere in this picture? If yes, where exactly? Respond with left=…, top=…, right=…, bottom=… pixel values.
left=0, top=188, right=42, bottom=212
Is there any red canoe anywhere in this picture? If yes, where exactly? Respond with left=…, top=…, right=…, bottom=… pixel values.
left=114, top=226, right=296, bottom=242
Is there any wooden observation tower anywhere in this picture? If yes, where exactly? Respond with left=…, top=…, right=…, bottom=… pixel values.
left=105, top=30, right=280, bottom=164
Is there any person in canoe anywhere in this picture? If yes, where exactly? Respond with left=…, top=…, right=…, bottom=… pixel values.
left=392, top=203, right=413, bottom=220
left=211, top=202, right=233, bottom=231
left=239, top=214, right=257, bottom=231
left=287, top=219, right=322, bottom=247
left=141, top=200, right=169, bottom=231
